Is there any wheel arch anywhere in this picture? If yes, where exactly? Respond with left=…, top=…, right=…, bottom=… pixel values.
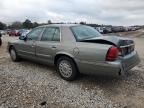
left=54, top=52, right=74, bottom=65
left=54, top=52, right=79, bottom=72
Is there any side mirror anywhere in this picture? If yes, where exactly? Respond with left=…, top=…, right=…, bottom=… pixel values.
left=19, top=35, right=27, bottom=41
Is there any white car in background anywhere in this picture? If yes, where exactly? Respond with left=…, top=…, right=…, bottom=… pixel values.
left=0, top=30, right=6, bottom=35
left=95, top=27, right=104, bottom=33
left=21, top=30, right=31, bottom=37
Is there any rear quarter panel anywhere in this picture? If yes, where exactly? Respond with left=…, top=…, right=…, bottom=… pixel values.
left=75, top=42, right=112, bottom=62
left=74, top=42, right=114, bottom=75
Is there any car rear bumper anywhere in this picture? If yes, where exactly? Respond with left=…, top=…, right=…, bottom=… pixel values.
left=76, top=51, right=140, bottom=76
left=120, top=51, right=140, bottom=75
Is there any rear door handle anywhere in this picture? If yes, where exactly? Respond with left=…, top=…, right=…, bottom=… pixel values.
left=51, top=46, right=57, bottom=49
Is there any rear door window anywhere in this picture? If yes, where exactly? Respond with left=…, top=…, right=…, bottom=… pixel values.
left=41, top=27, right=60, bottom=41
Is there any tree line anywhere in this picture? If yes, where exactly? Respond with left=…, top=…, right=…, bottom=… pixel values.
left=0, top=19, right=89, bottom=30
left=0, top=19, right=45, bottom=30
left=0, top=19, right=144, bottom=30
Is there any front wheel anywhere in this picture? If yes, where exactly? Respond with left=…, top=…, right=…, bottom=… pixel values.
left=10, top=47, right=20, bottom=62
left=0, top=38, right=2, bottom=46
left=56, top=56, right=78, bottom=81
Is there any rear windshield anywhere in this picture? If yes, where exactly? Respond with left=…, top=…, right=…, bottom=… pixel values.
left=71, top=26, right=102, bottom=41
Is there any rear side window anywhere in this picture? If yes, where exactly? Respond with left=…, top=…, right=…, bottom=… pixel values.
left=71, top=26, right=102, bottom=41
left=53, top=28, right=60, bottom=41
left=41, top=27, right=60, bottom=41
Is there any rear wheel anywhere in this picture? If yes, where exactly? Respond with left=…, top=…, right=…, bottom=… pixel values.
left=10, top=47, right=20, bottom=62
left=56, top=56, right=78, bottom=81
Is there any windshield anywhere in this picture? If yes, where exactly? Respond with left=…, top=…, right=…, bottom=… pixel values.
left=71, top=26, right=102, bottom=41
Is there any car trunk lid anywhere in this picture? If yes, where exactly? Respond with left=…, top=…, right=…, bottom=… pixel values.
left=80, top=36, right=135, bottom=56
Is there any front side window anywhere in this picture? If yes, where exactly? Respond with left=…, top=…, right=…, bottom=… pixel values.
left=27, top=27, right=44, bottom=41
left=41, top=27, right=60, bottom=41
left=71, top=26, right=102, bottom=41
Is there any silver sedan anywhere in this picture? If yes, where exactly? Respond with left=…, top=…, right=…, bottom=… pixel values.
left=8, top=24, right=140, bottom=81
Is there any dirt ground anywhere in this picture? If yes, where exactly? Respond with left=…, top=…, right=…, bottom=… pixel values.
left=106, top=29, right=144, bottom=38
left=0, top=32, right=144, bottom=108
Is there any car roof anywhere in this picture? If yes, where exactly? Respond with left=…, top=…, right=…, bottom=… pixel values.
left=38, top=24, right=81, bottom=28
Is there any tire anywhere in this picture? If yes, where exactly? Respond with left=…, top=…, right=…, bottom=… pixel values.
left=0, top=38, right=2, bottom=46
left=56, top=56, right=78, bottom=81
left=9, top=47, right=20, bottom=62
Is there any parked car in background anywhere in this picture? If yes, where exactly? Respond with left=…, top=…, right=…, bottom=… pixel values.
left=0, top=30, right=6, bottom=35
left=103, top=27, right=112, bottom=34
left=111, top=26, right=121, bottom=33
left=6, top=29, right=11, bottom=35
left=131, top=27, right=136, bottom=31
left=9, top=30, right=20, bottom=36
left=8, top=24, right=140, bottom=81
left=8, top=30, right=16, bottom=36
left=123, top=27, right=129, bottom=32
left=95, top=27, right=104, bottom=33
left=127, top=27, right=137, bottom=31
left=18, top=29, right=25, bottom=36
left=20, top=29, right=31, bottom=37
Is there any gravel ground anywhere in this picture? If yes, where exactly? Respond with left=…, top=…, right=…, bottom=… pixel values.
left=0, top=35, right=144, bottom=108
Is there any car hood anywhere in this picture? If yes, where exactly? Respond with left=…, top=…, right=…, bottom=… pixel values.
left=81, top=36, right=134, bottom=47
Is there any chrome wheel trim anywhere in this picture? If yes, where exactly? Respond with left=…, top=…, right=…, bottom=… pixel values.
left=59, top=60, right=72, bottom=78
left=10, top=49, right=16, bottom=61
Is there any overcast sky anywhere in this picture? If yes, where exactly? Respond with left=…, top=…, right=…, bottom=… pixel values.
left=0, top=0, right=144, bottom=26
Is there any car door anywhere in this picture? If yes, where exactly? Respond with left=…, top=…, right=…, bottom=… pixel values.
left=36, top=27, right=61, bottom=64
left=17, top=27, right=44, bottom=59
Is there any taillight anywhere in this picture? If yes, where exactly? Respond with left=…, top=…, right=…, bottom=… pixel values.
left=106, top=46, right=119, bottom=61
